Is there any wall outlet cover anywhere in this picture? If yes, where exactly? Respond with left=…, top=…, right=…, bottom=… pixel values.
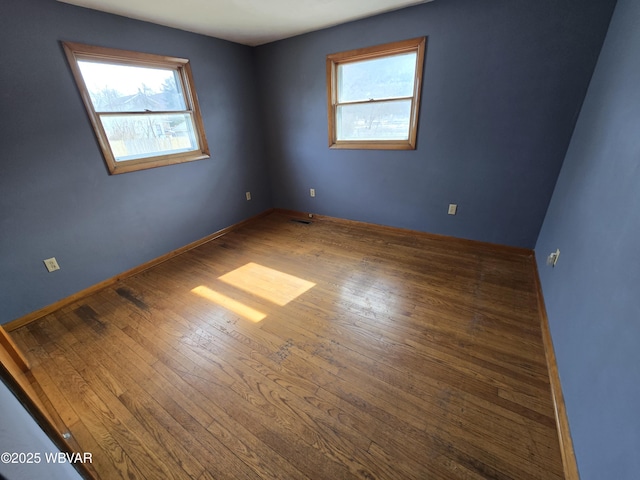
left=44, top=257, right=60, bottom=272
left=547, top=249, right=560, bottom=267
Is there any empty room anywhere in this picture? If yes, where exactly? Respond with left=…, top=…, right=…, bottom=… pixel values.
left=1, top=0, right=638, bottom=479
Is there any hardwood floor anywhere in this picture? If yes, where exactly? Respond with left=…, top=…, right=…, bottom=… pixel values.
left=11, top=212, right=564, bottom=479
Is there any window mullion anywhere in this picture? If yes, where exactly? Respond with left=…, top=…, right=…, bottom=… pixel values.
left=335, top=96, right=414, bottom=107
left=96, top=110, right=191, bottom=116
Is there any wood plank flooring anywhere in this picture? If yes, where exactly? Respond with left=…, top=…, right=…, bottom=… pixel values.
left=11, top=212, right=564, bottom=479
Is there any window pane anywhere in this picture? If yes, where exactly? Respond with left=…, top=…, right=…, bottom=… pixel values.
left=338, top=52, right=416, bottom=103
left=78, top=61, right=186, bottom=112
left=100, top=113, right=199, bottom=161
left=337, top=100, right=412, bottom=141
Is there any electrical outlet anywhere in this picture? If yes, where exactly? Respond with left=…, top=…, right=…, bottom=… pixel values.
left=245, top=191, right=251, bottom=201
left=43, top=257, right=60, bottom=272
left=310, top=188, right=316, bottom=197
left=547, top=249, right=560, bottom=267
left=448, top=204, right=457, bottom=215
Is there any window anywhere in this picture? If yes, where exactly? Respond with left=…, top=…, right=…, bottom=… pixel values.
left=326, top=37, right=426, bottom=150
left=63, top=42, right=210, bottom=174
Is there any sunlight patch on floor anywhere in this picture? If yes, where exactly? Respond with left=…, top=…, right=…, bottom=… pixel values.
left=191, top=285, right=266, bottom=323
left=218, top=262, right=315, bottom=306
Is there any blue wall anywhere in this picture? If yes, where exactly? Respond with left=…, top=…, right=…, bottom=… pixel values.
left=255, top=0, right=616, bottom=249
left=535, top=0, right=639, bottom=477
left=0, top=0, right=271, bottom=324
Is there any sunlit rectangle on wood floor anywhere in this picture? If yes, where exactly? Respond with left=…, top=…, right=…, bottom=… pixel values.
left=218, top=262, right=316, bottom=306
left=191, top=285, right=266, bottom=322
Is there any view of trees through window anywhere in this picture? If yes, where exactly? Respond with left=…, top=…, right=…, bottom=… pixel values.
left=337, top=52, right=417, bottom=141
left=337, top=52, right=416, bottom=141
left=327, top=37, right=425, bottom=149
left=78, top=61, right=198, bottom=161
left=64, top=42, right=209, bottom=174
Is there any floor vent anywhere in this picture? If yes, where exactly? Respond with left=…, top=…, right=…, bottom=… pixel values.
left=290, top=218, right=312, bottom=225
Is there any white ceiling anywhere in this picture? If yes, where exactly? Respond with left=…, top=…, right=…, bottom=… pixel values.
left=57, top=0, right=432, bottom=46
